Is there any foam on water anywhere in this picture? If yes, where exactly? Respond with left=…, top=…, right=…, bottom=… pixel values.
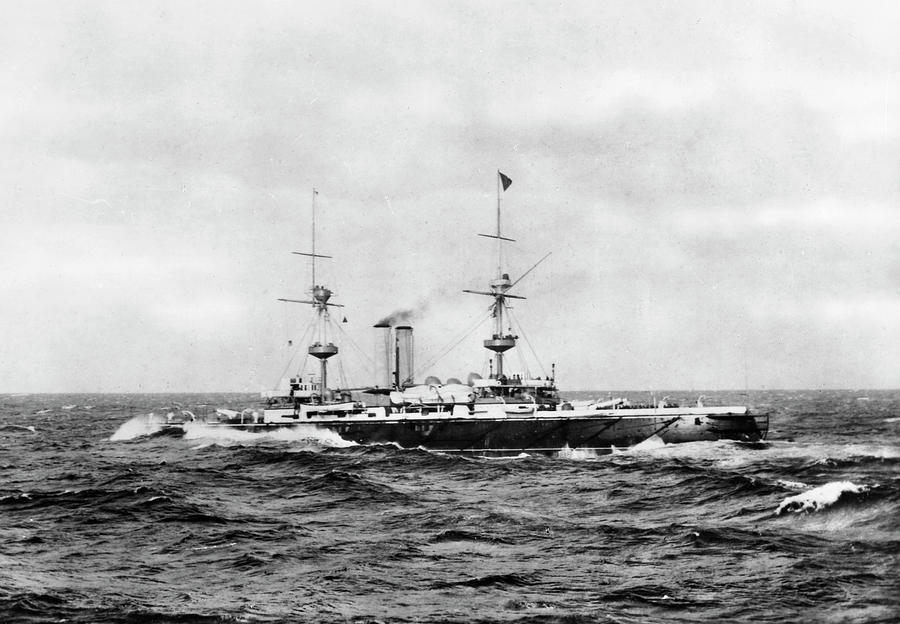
left=616, top=439, right=900, bottom=472
left=109, top=414, right=163, bottom=441
left=775, top=479, right=808, bottom=491
left=482, top=452, right=532, bottom=461
left=786, top=500, right=896, bottom=534
left=813, top=443, right=900, bottom=460
left=775, top=480, right=867, bottom=515
left=629, top=434, right=668, bottom=452
left=182, top=421, right=354, bottom=448
left=557, top=445, right=601, bottom=460
left=611, top=439, right=725, bottom=459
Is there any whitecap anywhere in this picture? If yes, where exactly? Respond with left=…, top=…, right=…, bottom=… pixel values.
left=775, top=479, right=808, bottom=491
left=191, top=542, right=236, bottom=551
left=1, top=425, right=37, bottom=434
left=775, top=481, right=867, bottom=515
left=557, top=445, right=600, bottom=460
left=182, top=421, right=353, bottom=448
left=109, top=414, right=165, bottom=441
left=482, top=452, right=532, bottom=461
left=630, top=434, right=667, bottom=451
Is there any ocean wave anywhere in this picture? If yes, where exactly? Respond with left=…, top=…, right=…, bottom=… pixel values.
left=481, top=451, right=534, bottom=460
left=675, top=472, right=786, bottom=504
left=780, top=442, right=900, bottom=462
left=230, top=552, right=271, bottom=571
left=602, top=440, right=900, bottom=477
left=303, top=469, right=412, bottom=503
left=215, top=526, right=306, bottom=543
left=608, top=439, right=759, bottom=465
left=0, top=486, right=159, bottom=511
left=626, top=434, right=669, bottom=452
left=0, top=592, right=236, bottom=624
left=602, top=584, right=699, bottom=607
left=0, top=592, right=71, bottom=619
left=182, top=422, right=354, bottom=449
left=433, top=572, right=534, bottom=588
left=0, top=485, right=235, bottom=527
left=775, top=481, right=868, bottom=515
left=0, top=424, right=36, bottom=434
left=432, top=529, right=513, bottom=544
left=558, top=445, right=604, bottom=460
left=110, top=413, right=361, bottom=447
left=503, top=598, right=560, bottom=611
left=109, top=415, right=164, bottom=441
left=677, top=525, right=829, bottom=553
left=775, top=479, right=808, bottom=490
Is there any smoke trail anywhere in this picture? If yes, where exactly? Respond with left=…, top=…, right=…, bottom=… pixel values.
left=376, top=306, right=424, bottom=326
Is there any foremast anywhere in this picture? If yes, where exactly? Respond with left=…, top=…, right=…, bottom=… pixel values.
left=280, top=188, right=343, bottom=399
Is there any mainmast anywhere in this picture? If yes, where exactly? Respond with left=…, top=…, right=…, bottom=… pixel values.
left=496, top=167, right=502, bottom=279
left=281, top=188, right=342, bottom=398
left=465, top=171, right=523, bottom=379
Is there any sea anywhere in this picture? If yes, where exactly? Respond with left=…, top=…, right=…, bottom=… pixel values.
left=0, top=390, right=897, bottom=624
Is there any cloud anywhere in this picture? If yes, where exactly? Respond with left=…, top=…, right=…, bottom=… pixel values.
left=1, top=2, right=899, bottom=391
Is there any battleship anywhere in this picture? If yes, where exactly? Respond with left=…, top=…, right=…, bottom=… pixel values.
left=155, top=175, right=768, bottom=455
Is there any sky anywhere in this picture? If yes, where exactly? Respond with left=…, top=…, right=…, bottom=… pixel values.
left=1, top=1, right=898, bottom=393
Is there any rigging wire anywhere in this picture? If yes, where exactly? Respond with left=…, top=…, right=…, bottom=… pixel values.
left=335, top=357, right=348, bottom=391
left=412, top=306, right=494, bottom=380
left=273, top=306, right=317, bottom=387
left=499, top=299, right=531, bottom=378
left=512, top=336, right=532, bottom=379
left=325, top=313, right=372, bottom=389
left=415, top=305, right=493, bottom=377
left=506, top=305, right=548, bottom=379
left=330, top=316, right=376, bottom=368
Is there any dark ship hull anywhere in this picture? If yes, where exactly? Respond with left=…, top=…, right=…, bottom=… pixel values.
left=318, top=412, right=767, bottom=455
left=164, top=405, right=768, bottom=456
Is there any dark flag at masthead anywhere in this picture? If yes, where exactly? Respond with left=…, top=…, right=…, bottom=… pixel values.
left=499, top=171, right=512, bottom=191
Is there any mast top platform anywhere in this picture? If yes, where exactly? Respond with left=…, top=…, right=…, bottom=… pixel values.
left=312, top=285, right=333, bottom=306
left=309, top=343, right=339, bottom=359
left=490, top=274, right=512, bottom=294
